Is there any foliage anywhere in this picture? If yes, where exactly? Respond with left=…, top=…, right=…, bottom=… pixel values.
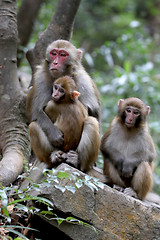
left=43, top=167, right=104, bottom=194
left=0, top=167, right=103, bottom=239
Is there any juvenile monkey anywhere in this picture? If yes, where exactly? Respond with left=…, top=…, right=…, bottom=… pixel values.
left=26, top=40, right=101, bottom=171
left=100, top=97, right=156, bottom=200
left=30, top=76, right=88, bottom=167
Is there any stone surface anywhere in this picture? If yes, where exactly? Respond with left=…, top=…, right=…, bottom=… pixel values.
left=23, top=163, right=160, bottom=240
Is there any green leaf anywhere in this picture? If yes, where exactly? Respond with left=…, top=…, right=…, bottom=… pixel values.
left=56, top=218, right=65, bottom=226
left=0, top=190, right=9, bottom=218
left=85, top=182, right=98, bottom=191
left=124, top=60, right=131, bottom=74
left=8, top=196, right=53, bottom=207
left=75, top=180, right=83, bottom=189
left=40, top=210, right=54, bottom=215
left=57, top=171, right=71, bottom=179
left=55, top=185, right=66, bottom=193
left=95, top=181, right=104, bottom=190
left=65, top=186, right=76, bottom=194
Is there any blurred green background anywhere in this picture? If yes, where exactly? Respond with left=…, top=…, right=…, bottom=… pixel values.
left=18, top=0, right=160, bottom=193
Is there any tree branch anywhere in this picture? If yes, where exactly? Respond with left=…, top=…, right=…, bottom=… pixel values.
left=27, top=0, right=81, bottom=74
left=17, top=0, right=45, bottom=66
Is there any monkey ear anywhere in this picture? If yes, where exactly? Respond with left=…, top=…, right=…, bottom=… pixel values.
left=72, top=90, right=80, bottom=100
left=77, top=49, right=83, bottom=61
left=118, top=99, right=124, bottom=108
left=146, top=106, right=150, bottom=115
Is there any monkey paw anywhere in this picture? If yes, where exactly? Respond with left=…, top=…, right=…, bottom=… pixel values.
left=124, top=187, right=138, bottom=199
left=50, top=150, right=67, bottom=165
left=113, top=184, right=124, bottom=192
left=65, top=150, right=78, bottom=168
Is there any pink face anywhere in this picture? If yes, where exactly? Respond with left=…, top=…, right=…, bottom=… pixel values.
left=52, top=84, right=65, bottom=102
left=125, top=106, right=140, bottom=128
left=49, top=49, right=69, bottom=77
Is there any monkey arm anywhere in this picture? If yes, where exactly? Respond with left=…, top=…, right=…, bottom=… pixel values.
left=101, top=131, right=125, bottom=175
left=27, top=71, right=64, bottom=148
left=34, top=109, right=64, bottom=148
left=75, top=67, right=101, bottom=122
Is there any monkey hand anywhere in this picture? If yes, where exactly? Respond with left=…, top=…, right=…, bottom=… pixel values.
left=112, top=157, right=124, bottom=176
left=65, top=150, right=79, bottom=168
left=121, top=161, right=136, bottom=178
left=121, top=158, right=143, bottom=178
left=50, top=150, right=67, bottom=165
left=47, top=126, right=64, bottom=148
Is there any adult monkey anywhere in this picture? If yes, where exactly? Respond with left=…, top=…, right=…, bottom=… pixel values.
left=26, top=40, right=101, bottom=171
left=100, top=97, right=156, bottom=200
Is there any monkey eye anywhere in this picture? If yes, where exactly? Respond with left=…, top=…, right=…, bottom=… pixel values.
left=60, top=52, right=66, bottom=57
left=59, top=50, right=69, bottom=57
left=54, top=84, right=58, bottom=90
left=50, top=50, right=57, bottom=56
left=60, top=88, right=64, bottom=93
left=126, top=108, right=131, bottom=113
left=134, top=110, right=140, bottom=115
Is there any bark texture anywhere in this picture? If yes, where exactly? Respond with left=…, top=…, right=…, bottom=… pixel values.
left=0, top=0, right=30, bottom=185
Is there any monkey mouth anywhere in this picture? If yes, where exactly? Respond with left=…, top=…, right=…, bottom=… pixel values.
left=125, top=122, right=134, bottom=128
left=52, top=96, right=59, bottom=102
left=50, top=68, right=58, bottom=72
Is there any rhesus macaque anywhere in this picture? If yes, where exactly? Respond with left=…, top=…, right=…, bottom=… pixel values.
left=100, top=97, right=156, bottom=200
left=30, top=76, right=87, bottom=167
left=26, top=40, right=100, bottom=171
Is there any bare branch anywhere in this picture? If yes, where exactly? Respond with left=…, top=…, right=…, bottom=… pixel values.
left=27, top=0, right=81, bottom=73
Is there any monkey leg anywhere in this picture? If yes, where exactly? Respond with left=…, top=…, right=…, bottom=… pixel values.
left=77, top=116, right=100, bottom=172
left=29, top=121, right=53, bottom=164
left=131, top=161, right=153, bottom=200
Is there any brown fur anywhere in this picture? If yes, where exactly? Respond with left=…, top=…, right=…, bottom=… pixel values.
left=101, top=97, right=156, bottom=200
left=45, top=76, right=87, bottom=152
left=26, top=40, right=100, bottom=171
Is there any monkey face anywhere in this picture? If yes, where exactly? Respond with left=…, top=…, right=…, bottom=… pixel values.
left=45, top=40, right=83, bottom=79
left=124, top=106, right=140, bottom=128
left=48, top=49, right=69, bottom=78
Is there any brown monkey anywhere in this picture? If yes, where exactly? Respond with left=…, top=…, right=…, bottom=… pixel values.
left=26, top=40, right=100, bottom=171
left=30, top=76, right=87, bottom=167
left=100, top=97, right=156, bottom=200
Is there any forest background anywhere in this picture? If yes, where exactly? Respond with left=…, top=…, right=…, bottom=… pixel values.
left=17, top=0, right=160, bottom=193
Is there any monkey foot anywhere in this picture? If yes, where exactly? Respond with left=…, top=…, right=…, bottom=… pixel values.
left=124, top=187, right=138, bottom=199
left=65, top=150, right=78, bottom=168
left=113, top=184, right=124, bottom=192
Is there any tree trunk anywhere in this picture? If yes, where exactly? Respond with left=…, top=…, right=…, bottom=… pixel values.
left=0, top=0, right=30, bottom=185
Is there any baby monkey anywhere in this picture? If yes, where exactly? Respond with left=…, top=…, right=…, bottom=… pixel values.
left=100, top=97, right=156, bottom=200
left=30, top=76, right=87, bottom=168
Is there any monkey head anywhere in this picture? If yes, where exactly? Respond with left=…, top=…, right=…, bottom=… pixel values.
left=45, top=40, right=83, bottom=78
left=52, top=76, right=80, bottom=103
left=118, top=97, right=150, bottom=128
